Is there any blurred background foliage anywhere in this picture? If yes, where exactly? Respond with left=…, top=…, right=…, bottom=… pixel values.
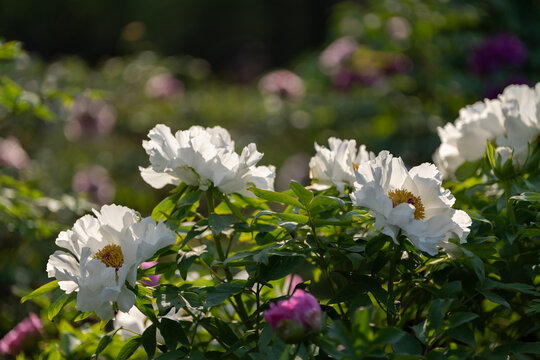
left=1, top=0, right=540, bottom=352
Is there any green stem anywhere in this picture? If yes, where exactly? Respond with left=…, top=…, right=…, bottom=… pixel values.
left=503, top=181, right=517, bottom=232
left=206, top=188, right=250, bottom=324
left=387, top=239, right=402, bottom=327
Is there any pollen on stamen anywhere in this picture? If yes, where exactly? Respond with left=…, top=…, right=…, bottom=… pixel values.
left=94, top=244, right=124, bottom=279
left=387, top=188, right=425, bottom=220
left=352, top=162, right=359, bottom=171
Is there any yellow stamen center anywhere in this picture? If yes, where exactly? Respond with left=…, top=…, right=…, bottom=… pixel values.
left=352, top=162, right=359, bottom=171
left=94, top=244, right=124, bottom=279
left=387, top=188, right=425, bottom=220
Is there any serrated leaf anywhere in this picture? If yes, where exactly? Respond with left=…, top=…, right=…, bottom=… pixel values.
left=48, top=291, right=76, bottom=321
left=117, top=336, right=142, bottom=360
left=250, top=187, right=304, bottom=208
left=21, top=280, right=58, bottom=303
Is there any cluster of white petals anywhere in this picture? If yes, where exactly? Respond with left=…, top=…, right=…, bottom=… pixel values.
left=351, top=151, right=471, bottom=255
left=46, top=205, right=177, bottom=320
left=140, top=124, right=275, bottom=196
left=309, top=137, right=374, bottom=194
left=434, top=83, right=540, bottom=177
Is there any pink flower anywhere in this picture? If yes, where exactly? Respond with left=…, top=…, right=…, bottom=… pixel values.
left=0, top=313, right=43, bottom=355
left=0, top=136, right=29, bottom=169
left=258, top=70, right=305, bottom=101
left=72, top=166, right=115, bottom=205
left=145, top=73, right=184, bottom=99
left=264, top=290, right=322, bottom=343
left=140, top=261, right=161, bottom=287
left=65, top=96, right=116, bottom=141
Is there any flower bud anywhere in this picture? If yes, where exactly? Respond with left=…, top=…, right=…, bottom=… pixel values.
left=264, top=290, right=322, bottom=343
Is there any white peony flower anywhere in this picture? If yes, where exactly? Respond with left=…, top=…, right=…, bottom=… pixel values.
left=434, top=82, right=540, bottom=177
left=139, top=124, right=276, bottom=196
left=350, top=151, right=471, bottom=255
left=496, top=83, right=540, bottom=162
left=309, top=137, right=374, bottom=194
left=46, top=204, right=177, bottom=320
left=433, top=98, right=505, bottom=177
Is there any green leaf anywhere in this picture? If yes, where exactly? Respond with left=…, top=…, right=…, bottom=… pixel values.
left=392, top=331, right=422, bottom=355
left=117, top=336, right=142, bottom=360
left=151, top=191, right=182, bottom=221
left=199, top=317, right=239, bottom=346
left=289, top=181, right=313, bottom=206
left=208, top=213, right=235, bottom=236
left=178, top=189, right=202, bottom=208
left=250, top=187, right=304, bottom=208
left=461, top=246, right=485, bottom=281
left=21, top=280, right=58, bottom=303
left=48, top=291, right=76, bottom=321
left=141, top=324, right=157, bottom=358
left=511, top=192, right=540, bottom=202
left=373, top=328, right=406, bottom=345
left=252, top=210, right=309, bottom=225
left=73, top=311, right=94, bottom=322
left=309, top=195, right=346, bottom=211
left=447, top=312, right=478, bottom=329
left=448, top=324, right=475, bottom=347
left=160, top=318, right=189, bottom=350
left=427, top=299, right=453, bottom=330
left=177, top=245, right=207, bottom=280
left=480, top=291, right=510, bottom=309
left=455, top=161, right=480, bottom=181
left=155, top=349, right=188, bottom=360
left=135, top=295, right=158, bottom=323
left=203, top=280, right=246, bottom=307
left=94, top=332, right=116, bottom=357
left=259, top=255, right=305, bottom=282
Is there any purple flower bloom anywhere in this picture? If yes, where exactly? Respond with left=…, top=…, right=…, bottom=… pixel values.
left=264, top=290, right=322, bottom=343
left=468, top=34, right=527, bottom=75
left=65, top=96, right=116, bottom=141
left=140, top=261, right=161, bottom=287
left=72, top=166, right=115, bottom=205
left=258, top=70, right=305, bottom=101
left=0, top=313, right=43, bottom=355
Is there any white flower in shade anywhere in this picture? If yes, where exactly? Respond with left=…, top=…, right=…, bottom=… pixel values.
left=434, top=82, right=540, bottom=177
left=433, top=98, right=505, bottom=177
left=496, top=83, right=540, bottom=161
left=309, top=137, right=374, bottom=194
left=350, top=151, right=471, bottom=255
left=139, top=124, right=275, bottom=196
left=46, top=205, right=177, bottom=320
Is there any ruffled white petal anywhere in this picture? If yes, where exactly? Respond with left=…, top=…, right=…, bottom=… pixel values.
left=351, top=151, right=471, bottom=255
left=46, top=204, right=177, bottom=321
left=140, top=124, right=275, bottom=194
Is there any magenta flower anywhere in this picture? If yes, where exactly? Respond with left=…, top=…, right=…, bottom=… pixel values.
left=0, top=313, right=43, bottom=355
left=140, top=261, right=161, bottom=287
left=264, top=290, right=322, bottom=343
left=468, top=34, right=527, bottom=75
